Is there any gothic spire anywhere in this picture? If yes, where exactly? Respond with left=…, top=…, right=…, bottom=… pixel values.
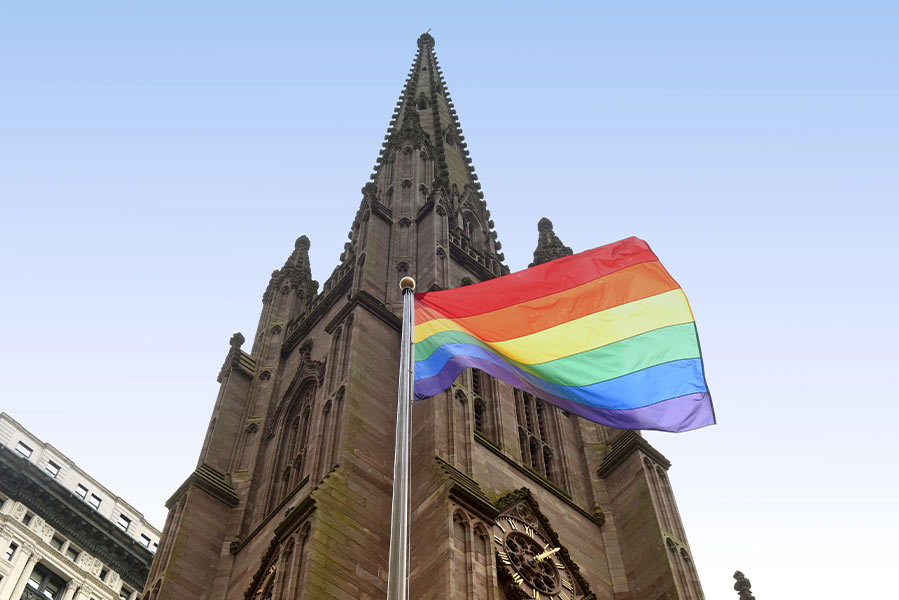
left=262, top=235, right=317, bottom=303
left=370, top=32, right=484, bottom=199
left=530, top=217, right=573, bottom=267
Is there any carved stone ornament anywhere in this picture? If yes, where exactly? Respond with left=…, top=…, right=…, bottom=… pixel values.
left=734, top=571, right=756, bottom=600
left=385, top=107, right=434, bottom=156
left=229, top=538, right=242, bottom=555
left=245, top=422, right=259, bottom=434
left=530, top=217, right=573, bottom=267
left=493, top=489, right=596, bottom=600
left=217, top=332, right=246, bottom=383
left=259, top=370, right=272, bottom=381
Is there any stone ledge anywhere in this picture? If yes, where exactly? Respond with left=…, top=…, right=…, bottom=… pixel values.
left=166, top=463, right=239, bottom=509
left=473, top=432, right=598, bottom=523
left=597, top=431, right=671, bottom=478
left=435, top=456, right=498, bottom=521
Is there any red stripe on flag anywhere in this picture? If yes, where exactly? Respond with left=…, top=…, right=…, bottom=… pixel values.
left=416, top=237, right=658, bottom=319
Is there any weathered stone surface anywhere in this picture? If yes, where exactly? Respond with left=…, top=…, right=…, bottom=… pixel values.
left=144, top=34, right=705, bottom=600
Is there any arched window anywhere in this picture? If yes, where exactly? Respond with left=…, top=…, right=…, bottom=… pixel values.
left=328, top=327, right=342, bottom=391
left=515, top=390, right=559, bottom=483
left=270, top=382, right=316, bottom=510
left=452, top=512, right=471, bottom=596
left=470, top=369, right=495, bottom=440
left=473, top=398, right=486, bottom=434
left=417, top=92, right=429, bottom=110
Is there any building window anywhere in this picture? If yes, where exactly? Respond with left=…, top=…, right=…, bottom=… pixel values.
left=75, top=484, right=88, bottom=500
left=88, top=494, right=101, bottom=510
left=139, top=534, right=151, bottom=548
left=514, top=389, right=559, bottom=484
left=5, top=541, right=18, bottom=561
left=119, top=587, right=133, bottom=600
left=15, top=441, right=33, bottom=458
left=469, top=369, right=495, bottom=439
left=50, top=536, right=65, bottom=551
left=27, top=564, right=66, bottom=600
left=66, top=547, right=79, bottom=562
left=23, top=512, right=33, bottom=526
left=117, top=514, right=131, bottom=531
left=100, top=568, right=109, bottom=581
left=46, top=460, right=61, bottom=478
left=151, top=542, right=158, bottom=553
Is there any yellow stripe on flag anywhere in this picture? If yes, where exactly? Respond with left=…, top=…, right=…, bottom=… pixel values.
left=414, top=289, right=695, bottom=365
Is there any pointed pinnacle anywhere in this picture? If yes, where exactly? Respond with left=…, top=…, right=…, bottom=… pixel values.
left=529, top=218, right=573, bottom=267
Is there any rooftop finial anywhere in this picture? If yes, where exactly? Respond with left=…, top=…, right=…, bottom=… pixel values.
left=733, top=571, right=756, bottom=600
left=418, top=31, right=435, bottom=50
left=530, top=217, right=573, bottom=267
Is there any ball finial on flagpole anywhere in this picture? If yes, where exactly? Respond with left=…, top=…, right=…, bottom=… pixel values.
left=399, top=276, right=416, bottom=292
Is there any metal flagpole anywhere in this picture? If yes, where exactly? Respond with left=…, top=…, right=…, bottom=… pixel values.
left=387, top=276, right=415, bottom=600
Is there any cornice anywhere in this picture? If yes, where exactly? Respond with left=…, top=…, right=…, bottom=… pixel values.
left=231, top=475, right=310, bottom=556
left=0, top=446, right=153, bottom=590
left=597, top=430, right=671, bottom=478
left=165, top=463, right=239, bottom=510
left=435, top=456, right=498, bottom=521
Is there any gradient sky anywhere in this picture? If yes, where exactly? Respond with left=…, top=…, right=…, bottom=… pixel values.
left=2, top=2, right=897, bottom=599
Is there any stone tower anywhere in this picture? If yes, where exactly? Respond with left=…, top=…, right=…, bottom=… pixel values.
left=143, top=33, right=705, bottom=600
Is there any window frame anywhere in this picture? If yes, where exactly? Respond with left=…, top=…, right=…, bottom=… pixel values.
left=15, top=441, right=33, bottom=458
left=5, top=541, right=18, bottom=561
left=45, top=460, right=61, bottom=478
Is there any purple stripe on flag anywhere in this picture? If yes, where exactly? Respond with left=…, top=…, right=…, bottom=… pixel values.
left=413, top=352, right=714, bottom=432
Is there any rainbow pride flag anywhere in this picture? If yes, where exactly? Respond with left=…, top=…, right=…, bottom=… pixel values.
left=412, top=237, right=714, bottom=432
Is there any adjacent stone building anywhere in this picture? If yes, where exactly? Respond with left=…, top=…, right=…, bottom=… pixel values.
left=145, top=33, right=705, bottom=599
left=0, top=413, right=161, bottom=600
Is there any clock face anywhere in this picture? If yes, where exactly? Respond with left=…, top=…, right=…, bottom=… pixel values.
left=493, top=515, right=578, bottom=600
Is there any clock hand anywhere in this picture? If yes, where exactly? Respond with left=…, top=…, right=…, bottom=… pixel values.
left=534, top=546, right=560, bottom=561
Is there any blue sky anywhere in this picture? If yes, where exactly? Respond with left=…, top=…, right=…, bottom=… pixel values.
left=1, top=2, right=897, bottom=598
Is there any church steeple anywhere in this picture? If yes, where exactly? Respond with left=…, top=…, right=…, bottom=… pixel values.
left=146, top=34, right=706, bottom=600
left=325, top=33, right=508, bottom=305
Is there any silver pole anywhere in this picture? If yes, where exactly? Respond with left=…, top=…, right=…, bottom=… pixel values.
left=387, top=276, right=415, bottom=600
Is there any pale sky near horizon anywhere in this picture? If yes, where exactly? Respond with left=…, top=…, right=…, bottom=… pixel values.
left=2, top=2, right=897, bottom=599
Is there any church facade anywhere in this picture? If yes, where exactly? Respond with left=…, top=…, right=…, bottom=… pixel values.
left=143, top=34, right=704, bottom=600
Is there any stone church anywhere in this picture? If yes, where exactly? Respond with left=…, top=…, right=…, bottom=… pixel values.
left=143, top=33, right=705, bottom=600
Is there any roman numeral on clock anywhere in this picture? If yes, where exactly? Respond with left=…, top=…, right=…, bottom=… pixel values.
left=559, top=591, right=571, bottom=600
left=562, top=579, right=574, bottom=591
left=524, top=525, right=535, bottom=537
left=494, top=534, right=504, bottom=545
left=531, top=589, right=540, bottom=599
left=497, top=551, right=511, bottom=565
